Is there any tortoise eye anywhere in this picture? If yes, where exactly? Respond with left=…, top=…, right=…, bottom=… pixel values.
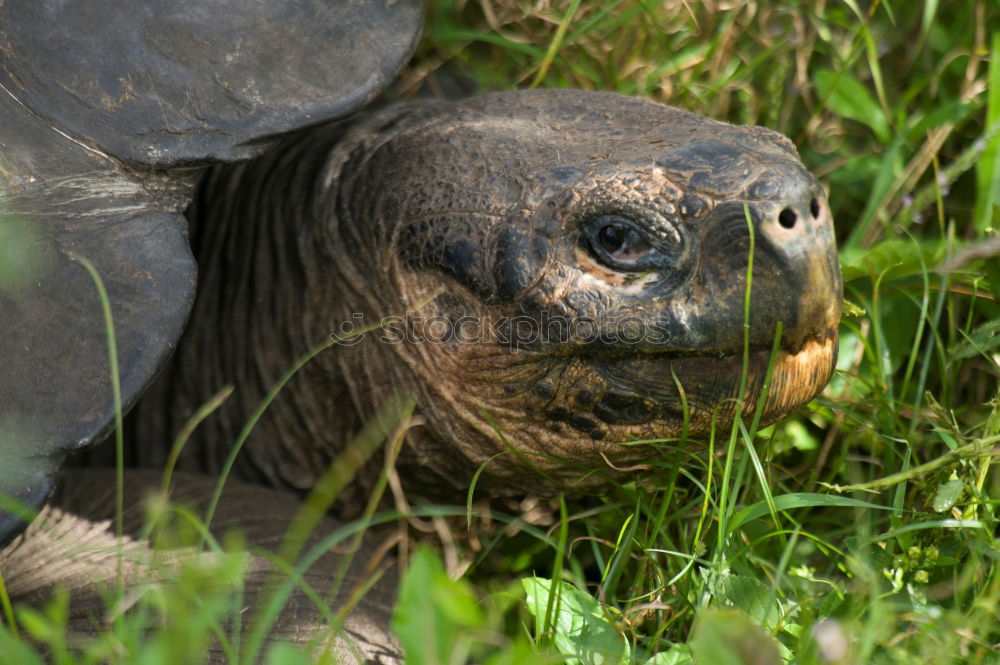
left=586, top=215, right=658, bottom=271
left=597, top=224, right=650, bottom=260
left=597, top=225, right=626, bottom=253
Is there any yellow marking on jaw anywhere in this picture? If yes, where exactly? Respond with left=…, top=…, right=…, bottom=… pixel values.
left=763, top=336, right=836, bottom=416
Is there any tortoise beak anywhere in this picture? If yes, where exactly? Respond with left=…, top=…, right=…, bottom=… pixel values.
left=754, top=184, right=842, bottom=350
left=598, top=175, right=843, bottom=429
left=752, top=183, right=842, bottom=421
left=653, top=181, right=841, bottom=358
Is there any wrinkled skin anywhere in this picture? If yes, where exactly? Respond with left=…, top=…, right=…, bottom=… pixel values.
left=131, top=89, right=841, bottom=499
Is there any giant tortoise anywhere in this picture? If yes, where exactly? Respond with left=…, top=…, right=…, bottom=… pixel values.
left=0, top=0, right=842, bottom=660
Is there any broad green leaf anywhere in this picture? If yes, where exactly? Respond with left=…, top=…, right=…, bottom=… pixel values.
left=778, top=420, right=819, bottom=452
left=642, top=644, right=693, bottom=665
left=483, top=637, right=552, bottom=665
left=393, top=546, right=485, bottom=665
left=522, top=577, right=629, bottom=665
left=814, top=69, right=891, bottom=143
left=0, top=626, right=45, bottom=665
left=904, top=100, right=972, bottom=143
left=839, top=239, right=940, bottom=283
left=689, top=609, right=781, bottom=665
left=932, top=477, right=964, bottom=513
left=718, top=575, right=782, bottom=628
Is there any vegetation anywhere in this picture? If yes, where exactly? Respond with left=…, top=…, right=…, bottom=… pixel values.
left=2, top=1, right=999, bottom=663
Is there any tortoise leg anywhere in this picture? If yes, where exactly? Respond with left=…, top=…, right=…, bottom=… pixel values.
left=0, top=471, right=401, bottom=664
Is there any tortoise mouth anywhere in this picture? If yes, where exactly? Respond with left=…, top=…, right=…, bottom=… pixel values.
left=581, top=330, right=838, bottom=432
left=753, top=333, right=839, bottom=422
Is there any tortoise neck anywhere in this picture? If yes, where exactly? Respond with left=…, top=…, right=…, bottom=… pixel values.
left=129, top=121, right=365, bottom=488
left=128, top=101, right=450, bottom=496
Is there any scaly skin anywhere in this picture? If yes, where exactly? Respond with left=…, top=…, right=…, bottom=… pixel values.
left=131, top=89, right=842, bottom=498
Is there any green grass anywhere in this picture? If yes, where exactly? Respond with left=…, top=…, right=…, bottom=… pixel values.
left=3, top=1, right=1000, bottom=663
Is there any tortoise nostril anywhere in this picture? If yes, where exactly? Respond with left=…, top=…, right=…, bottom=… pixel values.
left=810, top=198, right=820, bottom=219
left=778, top=208, right=797, bottom=229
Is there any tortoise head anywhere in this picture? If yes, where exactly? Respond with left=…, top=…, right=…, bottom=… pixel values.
left=324, top=89, right=843, bottom=494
